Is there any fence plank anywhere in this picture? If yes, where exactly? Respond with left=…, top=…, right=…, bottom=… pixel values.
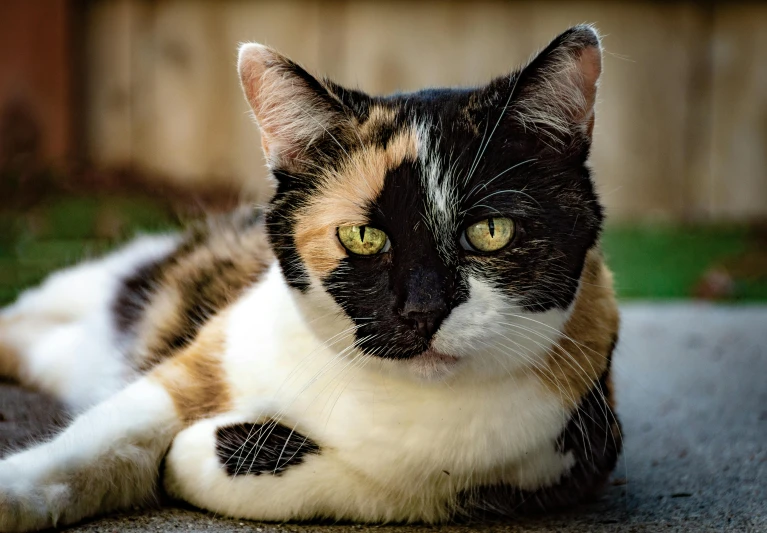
left=133, top=1, right=234, bottom=186
left=708, top=4, right=767, bottom=220
left=84, top=0, right=138, bottom=168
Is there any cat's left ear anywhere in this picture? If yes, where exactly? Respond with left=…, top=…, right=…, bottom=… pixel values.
left=492, top=25, right=602, bottom=144
left=238, top=43, right=357, bottom=169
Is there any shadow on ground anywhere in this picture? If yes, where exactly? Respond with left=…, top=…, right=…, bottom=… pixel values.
left=1, top=304, right=765, bottom=532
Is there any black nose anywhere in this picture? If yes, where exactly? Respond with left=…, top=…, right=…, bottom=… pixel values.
left=400, top=304, right=447, bottom=340
left=397, top=266, right=452, bottom=340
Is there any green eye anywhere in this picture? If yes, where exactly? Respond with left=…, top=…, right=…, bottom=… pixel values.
left=464, top=217, right=515, bottom=252
left=338, top=225, right=390, bottom=255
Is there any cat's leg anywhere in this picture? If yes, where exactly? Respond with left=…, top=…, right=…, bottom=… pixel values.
left=163, top=415, right=414, bottom=523
left=163, top=415, right=345, bottom=522
left=0, top=310, right=227, bottom=532
left=0, top=376, right=180, bottom=532
left=0, top=234, right=178, bottom=411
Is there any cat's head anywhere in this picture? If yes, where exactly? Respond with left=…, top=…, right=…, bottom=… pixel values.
left=239, top=26, right=605, bottom=380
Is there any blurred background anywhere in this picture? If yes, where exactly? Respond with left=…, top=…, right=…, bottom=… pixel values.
left=1, top=0, right=765, bottom=305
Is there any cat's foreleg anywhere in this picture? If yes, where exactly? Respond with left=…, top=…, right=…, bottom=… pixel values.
left=0, top=377, right=180, bottom=532
left=0, top=311, right=230, bottom=532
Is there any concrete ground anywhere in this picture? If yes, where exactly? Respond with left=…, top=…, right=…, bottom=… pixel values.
left=1, top=304, right=765, bottom=532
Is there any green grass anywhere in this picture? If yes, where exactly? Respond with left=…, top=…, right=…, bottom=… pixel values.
left=0, top=196, right=765, bottom=306
left=0, top=196, right=177, bottom=306
left=601, top=224, right=764, bottom=301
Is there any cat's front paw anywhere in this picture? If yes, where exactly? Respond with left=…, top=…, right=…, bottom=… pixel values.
left=0, top=463, right=71, bottom=532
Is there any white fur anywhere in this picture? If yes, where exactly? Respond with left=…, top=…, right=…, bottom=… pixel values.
left=433, top=276, right=567, bottom=379
left=417, top=122, right=450, bottom=216
left=0, top=235, right=180, bottom=531
left=416, top=121, right=460, bottom=260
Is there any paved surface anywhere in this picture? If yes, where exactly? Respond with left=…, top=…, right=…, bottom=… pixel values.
left=1, top=304, right=765, bottom=532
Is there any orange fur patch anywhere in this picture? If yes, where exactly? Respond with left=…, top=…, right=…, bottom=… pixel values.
left=151, top=311, right=231, bottom=424
left=537, top=248, right=620, bottom=407
left=357, top=105, right=398, bottom=140
left=294, top=127, right=418, bottom=276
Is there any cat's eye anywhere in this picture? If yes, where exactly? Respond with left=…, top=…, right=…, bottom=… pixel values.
left=462, top=217, right=515, bottom=253
left=338, top=225, right=390, bottom=256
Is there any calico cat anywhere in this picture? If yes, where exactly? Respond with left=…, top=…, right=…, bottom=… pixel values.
left=0, top=25, right=620, bottom=531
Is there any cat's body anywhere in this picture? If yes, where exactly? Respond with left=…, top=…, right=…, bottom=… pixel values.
left=0, top=26, right=620, bottom=531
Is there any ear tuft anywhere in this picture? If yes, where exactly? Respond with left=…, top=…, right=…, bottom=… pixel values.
left=238, top=43, right=348, bottom=168
left=512, top=25, right=603, bottom=142
left=238, top=43, right=277, bottom=107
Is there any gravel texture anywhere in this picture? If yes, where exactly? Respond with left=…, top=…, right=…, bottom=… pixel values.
left=1, top=303, right=765, bottom=532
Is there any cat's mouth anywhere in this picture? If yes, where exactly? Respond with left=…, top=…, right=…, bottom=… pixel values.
left=404, top=348, right=460, bottom=379
left=416, top=349, right=459, bottom=364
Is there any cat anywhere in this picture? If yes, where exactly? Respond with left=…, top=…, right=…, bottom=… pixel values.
left=0, top=24, right=620, bottom=531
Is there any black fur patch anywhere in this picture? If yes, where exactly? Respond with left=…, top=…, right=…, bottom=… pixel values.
left=112, top=257, right=167, bottom=334
left=458, top=342, right=622, bottom=518
left=215, top=421, right=320, bottom=476
left=157, top=260, right=233, bottom=352
left=111, top=228, right=211, bottom=340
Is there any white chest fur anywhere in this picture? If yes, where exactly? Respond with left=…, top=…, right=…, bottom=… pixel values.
left=216, top=264, right=572, bottom=519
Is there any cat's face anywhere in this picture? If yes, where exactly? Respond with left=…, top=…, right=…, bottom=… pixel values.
left=240, top=26, right=604, bottom=379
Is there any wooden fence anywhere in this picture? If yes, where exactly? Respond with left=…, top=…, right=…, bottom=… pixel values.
left=82, top=0, right=767, bottom=221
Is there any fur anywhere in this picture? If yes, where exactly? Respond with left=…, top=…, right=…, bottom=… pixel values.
left=0, top=25, right=620, bottom=531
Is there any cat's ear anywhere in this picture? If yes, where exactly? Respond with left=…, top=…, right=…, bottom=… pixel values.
left=238, top=43, right=353, bottom=169
left=495, top=25, right=602, bottom=144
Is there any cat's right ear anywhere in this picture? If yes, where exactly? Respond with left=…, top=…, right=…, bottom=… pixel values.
left=479, top=25, right=602, bottom=148
left=238, top=43, right=352, bottom=169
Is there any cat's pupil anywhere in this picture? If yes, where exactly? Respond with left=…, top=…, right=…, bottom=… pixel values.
left=488, top=218, right=495, bottom=238
left=359, top=226, right=366, bottom=242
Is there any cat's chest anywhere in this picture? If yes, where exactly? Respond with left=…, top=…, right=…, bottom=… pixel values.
left=222, top=269, right=567, bottom=480
left=315, top=372, right=566, bottom=477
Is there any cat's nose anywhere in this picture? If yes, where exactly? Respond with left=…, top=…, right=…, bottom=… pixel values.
left=400, top=305, right=447, bottom=340
left=398, top=266, right=452, bottom=340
